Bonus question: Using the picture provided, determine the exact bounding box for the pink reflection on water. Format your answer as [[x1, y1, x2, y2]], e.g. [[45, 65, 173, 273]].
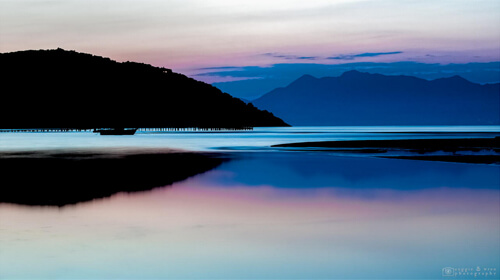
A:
[[1, 171, 499, 279]]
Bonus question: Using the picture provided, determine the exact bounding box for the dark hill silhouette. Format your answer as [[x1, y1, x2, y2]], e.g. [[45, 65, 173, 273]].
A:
[[0, 49, 288, 129], [252, 70, 500, 125]]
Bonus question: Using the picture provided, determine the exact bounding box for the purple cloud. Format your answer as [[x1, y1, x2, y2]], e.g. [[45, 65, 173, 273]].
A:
[[263, 53, 318, 60], [328, 51, 403, 60]]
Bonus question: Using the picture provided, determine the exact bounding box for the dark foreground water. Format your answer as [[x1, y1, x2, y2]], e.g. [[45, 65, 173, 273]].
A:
[[0, 127, 499, 279]]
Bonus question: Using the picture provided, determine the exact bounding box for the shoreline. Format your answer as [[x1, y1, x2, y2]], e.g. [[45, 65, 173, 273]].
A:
[[0, 148, 229, 206], [272, 137, 500, 164]]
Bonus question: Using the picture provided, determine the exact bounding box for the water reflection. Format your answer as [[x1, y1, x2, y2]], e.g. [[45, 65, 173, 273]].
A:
[[0, 149, 227, 206], [0, 152, 498, 279], [212, 152, 499, 191]]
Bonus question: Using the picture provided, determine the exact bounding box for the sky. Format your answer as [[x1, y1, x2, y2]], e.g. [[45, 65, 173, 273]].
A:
[[1, 0, 499, 98]]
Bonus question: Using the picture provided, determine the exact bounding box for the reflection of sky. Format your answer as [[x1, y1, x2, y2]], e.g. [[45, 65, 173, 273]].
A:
[[0, 152, 498, 279], [207, 152, 500, 191]]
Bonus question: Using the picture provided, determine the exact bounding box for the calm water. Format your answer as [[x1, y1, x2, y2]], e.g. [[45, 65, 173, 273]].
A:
[[1, 126, 500, 152], [1, 126, 499, 279]]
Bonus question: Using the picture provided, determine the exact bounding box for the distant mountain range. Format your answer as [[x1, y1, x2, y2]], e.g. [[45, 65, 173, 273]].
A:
[[252, 70, 499, 125], [0, 49, 288, 129]]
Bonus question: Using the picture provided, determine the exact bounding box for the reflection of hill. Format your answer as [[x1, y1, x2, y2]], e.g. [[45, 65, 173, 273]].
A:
[[0, 149, 228, 206], [0, 49, 288, 129], [253, 70, 500, 125]]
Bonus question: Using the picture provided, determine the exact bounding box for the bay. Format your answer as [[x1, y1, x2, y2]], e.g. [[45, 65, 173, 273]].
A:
[[0, 126, 499, 279]]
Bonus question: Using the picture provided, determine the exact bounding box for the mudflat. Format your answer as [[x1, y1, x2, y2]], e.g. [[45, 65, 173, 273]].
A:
[[273, 137, 500, 164]]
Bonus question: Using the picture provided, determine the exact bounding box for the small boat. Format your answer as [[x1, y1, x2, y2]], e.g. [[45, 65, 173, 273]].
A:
[[94, 128, 138, 135]]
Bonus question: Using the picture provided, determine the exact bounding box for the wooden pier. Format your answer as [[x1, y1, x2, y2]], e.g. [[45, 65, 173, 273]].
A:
[[0, 127, 254, 133], [0, 128, 93, 133], [137, 127, 253, 132]]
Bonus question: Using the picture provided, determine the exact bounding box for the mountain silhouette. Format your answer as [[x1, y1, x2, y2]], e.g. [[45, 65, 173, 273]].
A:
[[0, 49, 288, 129], [252, 70, 499, 125]]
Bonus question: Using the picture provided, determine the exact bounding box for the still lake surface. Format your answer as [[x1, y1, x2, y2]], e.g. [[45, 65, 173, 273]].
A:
[[1, 126, 499, 279]]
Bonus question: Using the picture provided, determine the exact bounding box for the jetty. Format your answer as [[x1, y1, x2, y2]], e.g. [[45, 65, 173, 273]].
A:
[[0, 127, 254, 133]]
